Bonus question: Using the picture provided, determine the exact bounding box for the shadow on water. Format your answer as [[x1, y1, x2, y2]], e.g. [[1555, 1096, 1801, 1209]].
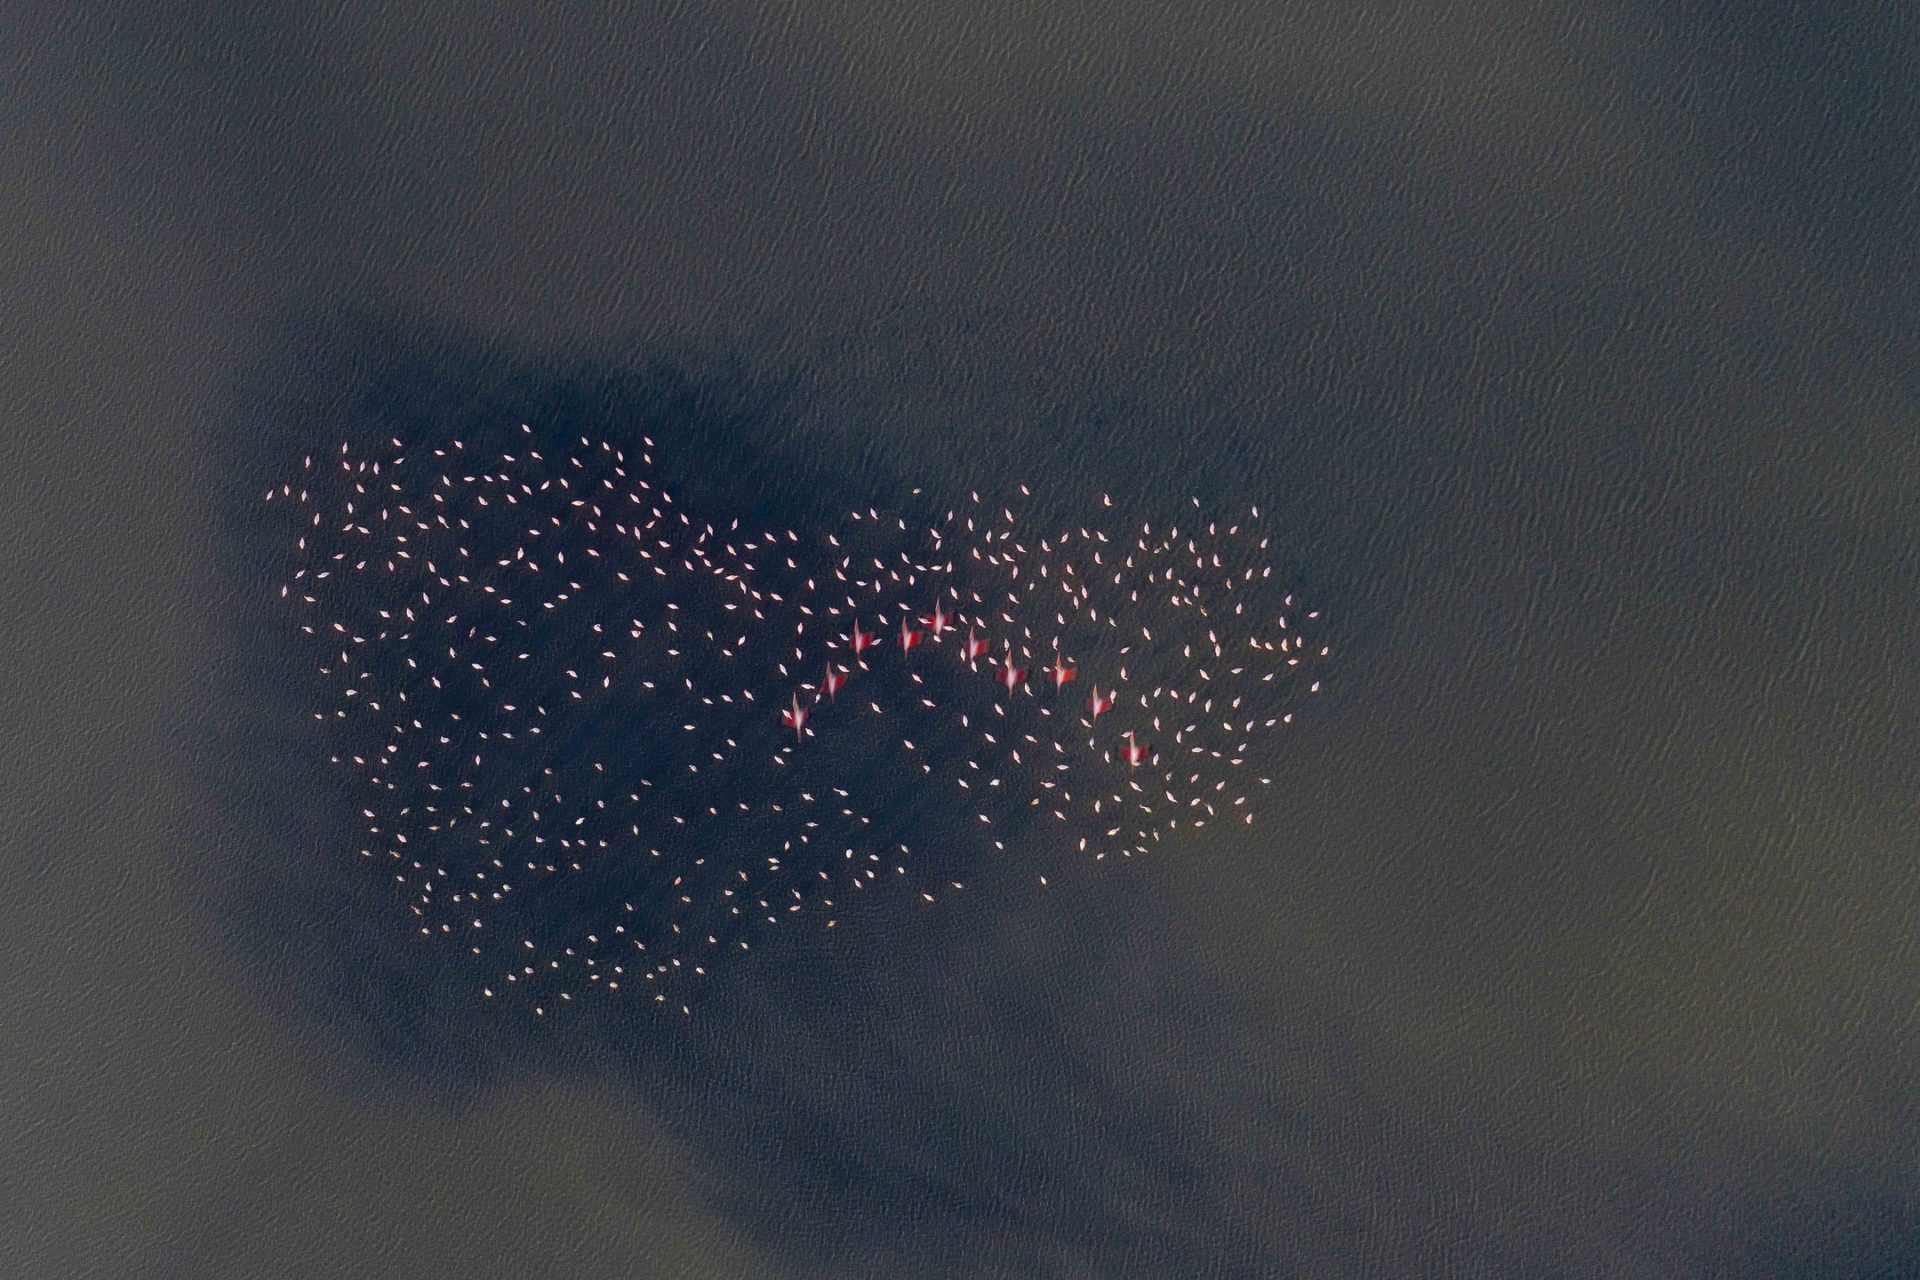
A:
[[188, 310, 1493, 1278]]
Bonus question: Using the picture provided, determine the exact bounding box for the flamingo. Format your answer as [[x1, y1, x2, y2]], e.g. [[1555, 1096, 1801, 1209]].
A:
[[780, 693, 809, 741]]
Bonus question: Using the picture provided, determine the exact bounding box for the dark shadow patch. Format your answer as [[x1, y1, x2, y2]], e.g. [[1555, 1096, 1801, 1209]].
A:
[[195, 311, 1397, 1278]]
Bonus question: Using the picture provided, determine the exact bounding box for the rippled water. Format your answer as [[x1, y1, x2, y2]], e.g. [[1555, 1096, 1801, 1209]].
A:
[[8, 2, 1918, 1276]]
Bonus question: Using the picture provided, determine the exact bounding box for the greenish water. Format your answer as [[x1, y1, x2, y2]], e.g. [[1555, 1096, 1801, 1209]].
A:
[[5, 1, 1916, 1276]]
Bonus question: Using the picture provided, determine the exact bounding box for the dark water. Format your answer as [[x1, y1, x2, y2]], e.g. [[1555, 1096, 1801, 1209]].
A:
[[6, 2, 1918, 1277]]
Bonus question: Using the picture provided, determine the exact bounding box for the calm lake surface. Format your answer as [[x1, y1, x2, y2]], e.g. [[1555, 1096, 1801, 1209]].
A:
[[5, 2, 1916, 1276]]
